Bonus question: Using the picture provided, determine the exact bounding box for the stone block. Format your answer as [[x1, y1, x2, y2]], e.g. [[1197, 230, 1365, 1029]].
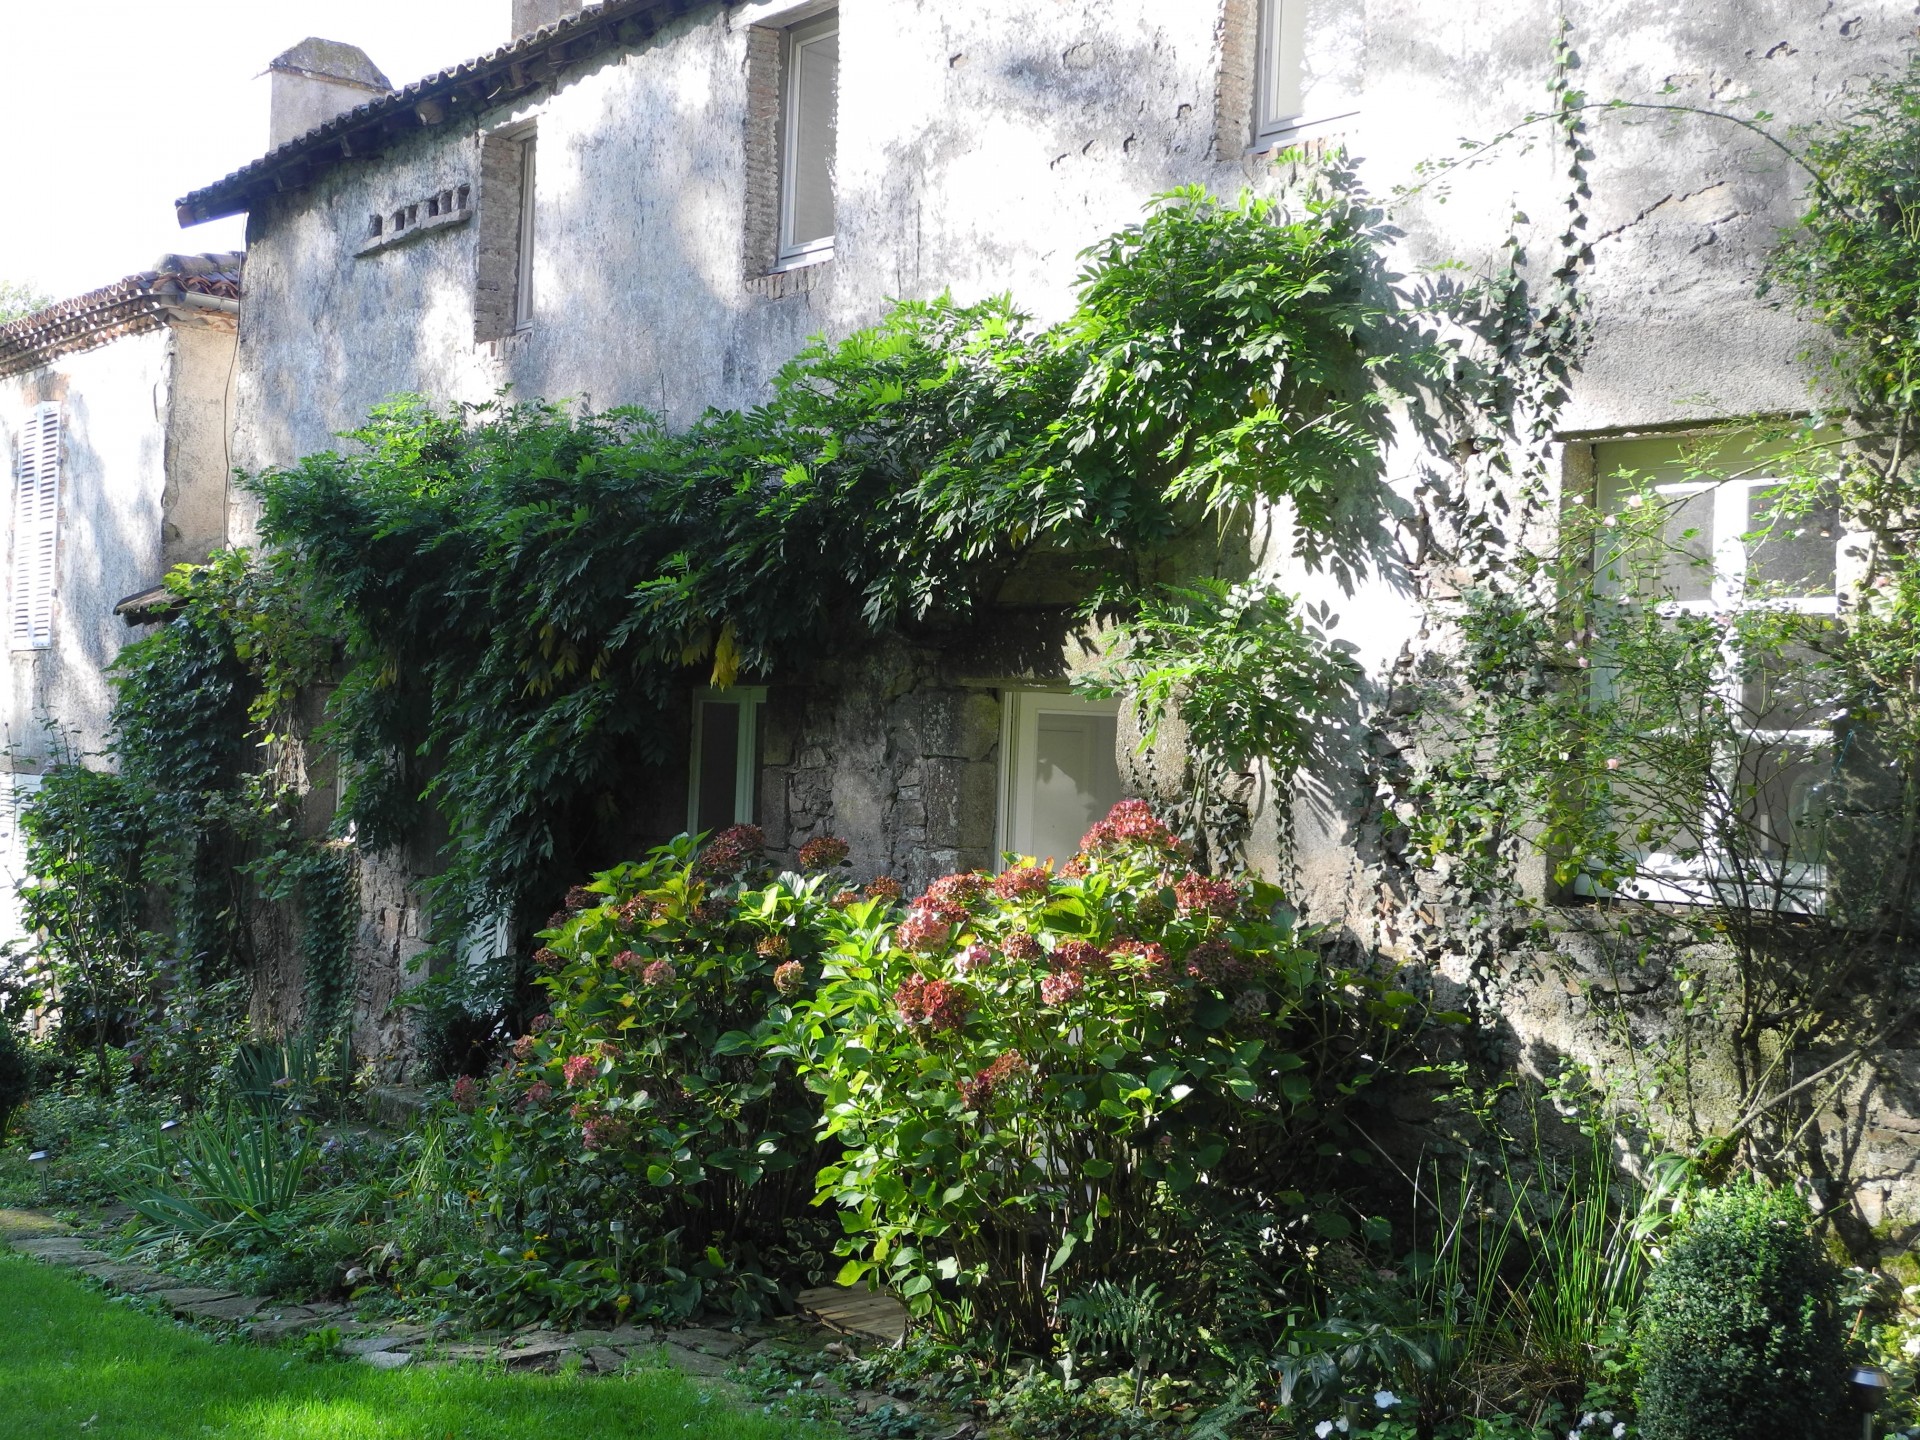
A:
[[921, 690, 1002, 762], [586, 1345, 626, 1374], [501, 1333, 577, 1370], [182, 1294, 266, 1323], [77, 1264, 173, 1293], [651, 1344, 734, 1378], [665, 1326, 746, 1357], [11, 1237, 110, 1265], [157, 1287, 243, 1315], [361, 1349, 413, 1370]]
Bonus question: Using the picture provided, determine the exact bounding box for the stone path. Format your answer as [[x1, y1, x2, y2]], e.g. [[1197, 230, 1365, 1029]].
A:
[[0, 1206, 921, 1413]]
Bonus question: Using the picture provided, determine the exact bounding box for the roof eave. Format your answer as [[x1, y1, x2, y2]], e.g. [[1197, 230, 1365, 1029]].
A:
[[176, 0, 698, 226]]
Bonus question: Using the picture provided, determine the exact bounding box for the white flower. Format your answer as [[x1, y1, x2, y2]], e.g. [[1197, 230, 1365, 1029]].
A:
[[1581, 1417, 1596, 1430], [1613, 1426, 1627, 1439], [1599, 1415, 1614, 1425], [1374, 1391, 1399, 1409], [1315, 1424, 1333, 1439], [1336, 1422, 1349, 1435]]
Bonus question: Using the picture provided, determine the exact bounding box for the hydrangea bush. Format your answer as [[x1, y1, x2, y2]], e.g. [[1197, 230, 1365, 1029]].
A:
[[449, 826, 850, 1322], [777, 800, 1426, 1345]]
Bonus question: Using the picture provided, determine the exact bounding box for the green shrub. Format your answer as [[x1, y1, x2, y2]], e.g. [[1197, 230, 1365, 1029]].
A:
[[781, 800, 1424, 1346], [0, 1024, 31, 1141], [447, 829, 848, 1324], [1636, 1181, 1852, 1440]]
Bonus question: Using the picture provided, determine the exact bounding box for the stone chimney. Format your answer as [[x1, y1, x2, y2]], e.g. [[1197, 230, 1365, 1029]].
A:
[[512, 0, 585, 41], [266, 39, 392, 150]]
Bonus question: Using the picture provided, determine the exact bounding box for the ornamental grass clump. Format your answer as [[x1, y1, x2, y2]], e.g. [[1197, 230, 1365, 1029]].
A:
[[448, 828, 856, 1323], [778, 799, 1427, 1347]]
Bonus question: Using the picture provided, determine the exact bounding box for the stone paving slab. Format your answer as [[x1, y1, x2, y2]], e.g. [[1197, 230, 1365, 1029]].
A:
[[585, 1345, 626, 1374], [667, 1326, 748, 1357], [343, 1332, 415, 1357], [182, 1294, 266, 1323], [249, 1314, 336, 1342], [76, 1263, 175, 1293], [156, 1286, 243, 1314], [10, 1236, 112, 1265], [653, 1344, 736, 1378], [0, 1208, 77, 1242], [500, 1334, 579, 1371], [361, 1349, 414, 1370]]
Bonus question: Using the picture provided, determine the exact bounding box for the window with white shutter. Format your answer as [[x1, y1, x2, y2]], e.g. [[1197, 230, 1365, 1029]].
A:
[[10, 404, 60, 651]]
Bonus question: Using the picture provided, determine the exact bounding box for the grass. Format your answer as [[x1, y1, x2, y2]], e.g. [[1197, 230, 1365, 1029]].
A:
[[0, 1251, 831, 1440]]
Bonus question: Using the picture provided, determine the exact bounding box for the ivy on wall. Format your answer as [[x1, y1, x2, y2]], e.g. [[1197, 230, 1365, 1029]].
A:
[[247, 177, 1459, 977]]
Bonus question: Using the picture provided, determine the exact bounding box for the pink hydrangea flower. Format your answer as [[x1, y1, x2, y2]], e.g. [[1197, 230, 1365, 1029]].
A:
[[772, 959, 805, 996], [451, 1075, 480, 1112], [993, 865, 1053, 901], [954, 943, 990, 975], [1080, 799, 1180, 854], [798, 835, 851, 870], [563, 1054, 596, 1087], [1040, 970, 1085, 1005], [1174, 871, 1240, 918], [959, 1051, 1032, 1110], [895, 975, 971, 1032], [641, 959, 677, 987], [1002, 930, 1042, 961]]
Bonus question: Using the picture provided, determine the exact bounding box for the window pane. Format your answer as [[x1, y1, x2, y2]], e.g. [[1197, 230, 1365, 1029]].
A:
[[1029, 711, 1121, 867], [788, 29, 838, 248], [515, 136, 536, 327], [696, 701, 741, 834], [1650, 486, 1715, 602], [1257, 0, 1305, 132], [1736, 625, 1837, 731], [1737, 739, 1832, 863], [1746, 486, 1836, 596]]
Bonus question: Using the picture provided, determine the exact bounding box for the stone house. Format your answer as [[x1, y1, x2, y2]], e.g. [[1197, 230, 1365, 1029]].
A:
[[0, 256, 242, 943], [171, 2, 1920, 1218]]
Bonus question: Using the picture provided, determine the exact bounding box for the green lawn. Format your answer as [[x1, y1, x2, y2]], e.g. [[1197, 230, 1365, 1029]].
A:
[[0, 1252, 826, 1440]]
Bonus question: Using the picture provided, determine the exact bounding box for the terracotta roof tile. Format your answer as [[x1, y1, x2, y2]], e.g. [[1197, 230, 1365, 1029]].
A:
[[0, 253, 244, 378]]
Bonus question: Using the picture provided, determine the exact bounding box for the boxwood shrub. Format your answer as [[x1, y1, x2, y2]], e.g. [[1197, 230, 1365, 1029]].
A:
[[1636, 1180, 1852, 1440]]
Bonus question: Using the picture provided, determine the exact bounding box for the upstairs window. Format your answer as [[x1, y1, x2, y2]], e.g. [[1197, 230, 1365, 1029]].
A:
[[997, 691, 1128, 868], [474, 126, 537, 341], [778, 10, 839, 265], [689, 686, 766, 836], [10, 403, 60, 651], [1254, 0, 1307, 145]]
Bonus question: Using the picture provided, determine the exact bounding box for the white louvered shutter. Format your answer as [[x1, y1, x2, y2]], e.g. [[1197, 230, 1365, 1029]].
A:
[[11, 404, 59, 649]]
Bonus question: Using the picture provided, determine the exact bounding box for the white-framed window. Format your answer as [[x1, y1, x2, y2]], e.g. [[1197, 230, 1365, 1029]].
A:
[[1253, 0, 1308, 145], [1585, 434, 1843, 910], [688, 686, 766, 836], [10, 403, 60, 651], [777, 9, 839, 266], [996, 690, 1129, 868], [513, 132, 538, 330]]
